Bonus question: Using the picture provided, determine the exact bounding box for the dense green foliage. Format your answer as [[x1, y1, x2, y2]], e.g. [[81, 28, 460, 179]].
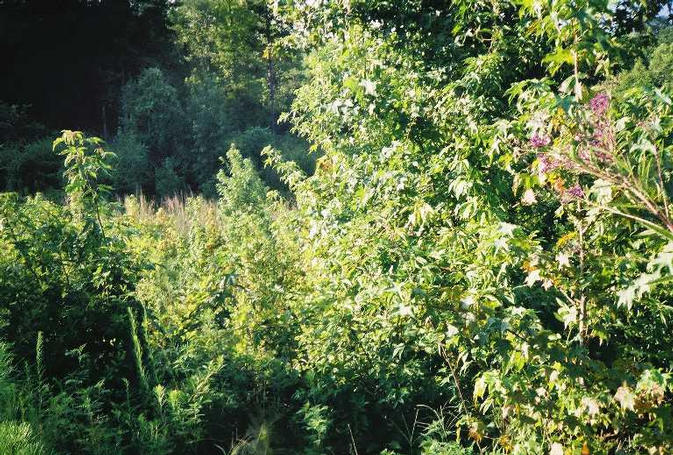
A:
[[2, 1, 673, 454]]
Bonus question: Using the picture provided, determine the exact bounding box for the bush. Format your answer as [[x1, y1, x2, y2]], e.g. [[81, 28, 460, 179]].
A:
[[229, 127, 312, 191], [110, 130, 152, 195], [0, 137, 62, 193], [155, 157, 185, 199]]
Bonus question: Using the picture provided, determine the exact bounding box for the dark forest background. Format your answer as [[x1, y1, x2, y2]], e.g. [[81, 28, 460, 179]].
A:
[[0, 0, 311, 197]]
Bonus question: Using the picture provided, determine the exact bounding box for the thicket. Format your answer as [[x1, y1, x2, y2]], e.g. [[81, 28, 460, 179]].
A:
[[1, 1, 673, 455]]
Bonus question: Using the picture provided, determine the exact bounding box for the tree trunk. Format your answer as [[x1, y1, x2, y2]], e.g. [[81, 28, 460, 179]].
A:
[[102, 104, 109, 140], [265, 10, 277, 133]]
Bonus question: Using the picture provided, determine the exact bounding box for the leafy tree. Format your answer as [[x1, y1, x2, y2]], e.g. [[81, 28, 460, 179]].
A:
[[615, 27, 673, 95], [172, 0, 304, 132], [120, 68, 188, 165], [155, 157, 186, 199], [110, 130, 152, 195]]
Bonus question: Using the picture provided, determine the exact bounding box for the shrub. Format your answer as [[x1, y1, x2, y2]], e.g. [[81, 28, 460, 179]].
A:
[[110, 130, 151, 194], [155, 157, 185, 199]]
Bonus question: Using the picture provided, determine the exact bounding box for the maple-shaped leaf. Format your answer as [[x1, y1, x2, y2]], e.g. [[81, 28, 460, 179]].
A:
[[614, 385, 635, 411]]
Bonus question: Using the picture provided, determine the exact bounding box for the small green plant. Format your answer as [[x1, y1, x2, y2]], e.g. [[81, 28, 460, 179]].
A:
[[52, 130, 115, 237]]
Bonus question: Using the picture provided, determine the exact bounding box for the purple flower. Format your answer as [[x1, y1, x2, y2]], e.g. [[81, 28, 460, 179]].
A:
[[593, 128, 604, 141], [589, 93, 609, 116], [538, 153, 565, 173], [566, 184, 585, 199], [530, 133, 551, 148], [594, 149, 613, 163], [538, 153, 554, 172]]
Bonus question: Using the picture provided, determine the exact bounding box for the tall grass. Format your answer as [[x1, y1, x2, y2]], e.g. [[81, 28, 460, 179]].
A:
[[0, 343, 50, 455], [123, 193, 220, 236]]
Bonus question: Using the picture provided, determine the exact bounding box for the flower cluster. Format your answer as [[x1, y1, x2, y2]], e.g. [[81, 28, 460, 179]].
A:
[[559, 183, 585, 203], [566, 184, 584, 199], [589, 93, 609, 116], [538, 153, 560, 173], [594, 149, 613, 164], [530, 133, 551, 148], [529, 93, 614, 207]]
